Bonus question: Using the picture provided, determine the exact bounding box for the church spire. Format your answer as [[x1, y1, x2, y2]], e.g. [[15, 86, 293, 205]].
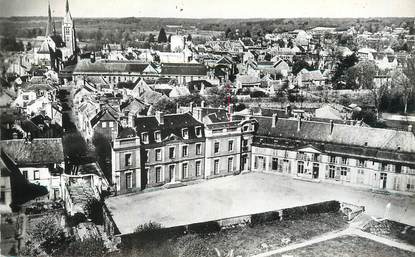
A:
[[45, 0, 53, 36], [66, 0, 70, 14]]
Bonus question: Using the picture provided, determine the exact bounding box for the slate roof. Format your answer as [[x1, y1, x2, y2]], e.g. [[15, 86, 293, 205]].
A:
[[0, 138, 64, 166], [160, 63, 207, 76], [73, 59, 149, 74], [120, 98, 148, 115], [132, 113, 204, 144], [254, 116, 415, 155], [90, 108, 118, 128], [169, 86, 190, 97], [299, 70, 325, 81], [237, 75, 261, 85], [140, 90, 165, 105]]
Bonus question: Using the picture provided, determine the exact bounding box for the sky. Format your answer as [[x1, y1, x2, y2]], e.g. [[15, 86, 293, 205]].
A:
[[0, 0, 414, 19]]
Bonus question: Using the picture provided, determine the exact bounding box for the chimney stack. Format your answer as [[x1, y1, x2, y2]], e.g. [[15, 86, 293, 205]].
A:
[[297, 118, 301, 132], [330, 120, 334, 134], [201, 100, 205, 108], [272, 113, 278, 128], [155, 111, 164, 125]]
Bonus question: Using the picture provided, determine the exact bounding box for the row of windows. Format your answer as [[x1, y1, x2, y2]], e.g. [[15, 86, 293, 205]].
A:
[[101, 121, 115, 128], [22, 170, 40, 180], [152, 161, 203, 183], [141, 127, 202, 143], [124, 144, 203, 167], [329, 156, 402, 173], [214, 140, 234, 153], [213, 157, 234, 175]]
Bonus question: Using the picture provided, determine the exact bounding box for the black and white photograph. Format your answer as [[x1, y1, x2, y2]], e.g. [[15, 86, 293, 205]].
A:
[[0, 0, 415, 256]]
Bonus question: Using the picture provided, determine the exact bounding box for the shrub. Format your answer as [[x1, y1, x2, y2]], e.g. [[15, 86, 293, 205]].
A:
[[84, 197, 104, 225], [282, 206, 307, 220], [134, 221, 163, 233], [31, 215, 70, 255], [60, 238, 107, 257], [67, 212, 87, 227], [251, 211, 280, 225], [188, 221, 221, 234]]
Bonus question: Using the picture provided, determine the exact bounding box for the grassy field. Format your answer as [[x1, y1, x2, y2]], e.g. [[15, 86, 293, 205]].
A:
[[115, 212, 348, 257], [271, 235, 414, 257]]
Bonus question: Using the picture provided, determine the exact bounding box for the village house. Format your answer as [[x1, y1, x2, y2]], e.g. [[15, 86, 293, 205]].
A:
[[192, 106, 257, 178], [0, 137, 65, 200], [111, 112, 206, 194], [88, 105, 120, 140]]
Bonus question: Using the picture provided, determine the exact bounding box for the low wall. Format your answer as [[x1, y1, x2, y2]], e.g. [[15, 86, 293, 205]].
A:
[[117, 200, 359, 247]]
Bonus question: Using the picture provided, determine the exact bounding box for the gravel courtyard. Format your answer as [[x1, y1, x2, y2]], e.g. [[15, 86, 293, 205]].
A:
[[106, 172, 415, 234]]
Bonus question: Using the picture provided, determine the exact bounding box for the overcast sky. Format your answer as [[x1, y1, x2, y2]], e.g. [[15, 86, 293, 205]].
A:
[[1, 0, 414, 18]]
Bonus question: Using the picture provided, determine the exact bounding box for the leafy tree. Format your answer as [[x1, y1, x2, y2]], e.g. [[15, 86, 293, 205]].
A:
[[62, 132, 88, 170], [292, 59, 311, 75], [225, 28, 232, 38], [148, 33, 155, 43], [332, 53, 359, 88], [84, 197, 104, 225], [187, 34, 192, 42], [287, 38, 294, 48], [157, 28, 167, 43], [244, 30, 251, 38], [345, 60, 383, 118], [175, 93, 204, 107], [153, 98, 177, 114], [61, 238, 106, 257], [277, 38, 285, 48], [92, 132, 112, 182], [95, 28, 103, 43], [0, 36, 24, 51], [206, 86, 237, 107], [26, 41, 32, 51], [30, 215, 69, 255]]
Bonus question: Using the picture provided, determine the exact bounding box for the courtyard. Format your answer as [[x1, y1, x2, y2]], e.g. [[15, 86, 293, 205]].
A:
[[106, 172, 415, 235]]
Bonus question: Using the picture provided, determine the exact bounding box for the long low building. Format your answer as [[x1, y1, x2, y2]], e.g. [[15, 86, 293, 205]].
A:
[[72, 59, 210, 86], [251, 114, 415, 193]]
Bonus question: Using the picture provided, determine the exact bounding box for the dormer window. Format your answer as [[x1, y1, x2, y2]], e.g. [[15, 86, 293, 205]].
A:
[[195, 126, 202, 137], [243, 125, 249, 132], [154, 131, 161, 142], [182, 128, 189, 139], [141, 132, 149, 143]]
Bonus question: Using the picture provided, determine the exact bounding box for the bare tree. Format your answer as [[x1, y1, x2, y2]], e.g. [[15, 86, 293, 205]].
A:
[[401, 58, 415, 114]]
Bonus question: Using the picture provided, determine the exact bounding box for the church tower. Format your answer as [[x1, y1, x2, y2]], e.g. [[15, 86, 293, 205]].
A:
[[62, 0, 76, 54]]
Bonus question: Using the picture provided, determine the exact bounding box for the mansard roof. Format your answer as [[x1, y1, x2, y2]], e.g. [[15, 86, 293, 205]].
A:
[[133, 112, 204, 144], [254, 116, 415, 153]]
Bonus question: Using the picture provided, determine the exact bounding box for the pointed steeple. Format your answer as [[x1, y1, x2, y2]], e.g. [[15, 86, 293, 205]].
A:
[[45, 0, 53, 36], [64, 0, 72, 21]]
